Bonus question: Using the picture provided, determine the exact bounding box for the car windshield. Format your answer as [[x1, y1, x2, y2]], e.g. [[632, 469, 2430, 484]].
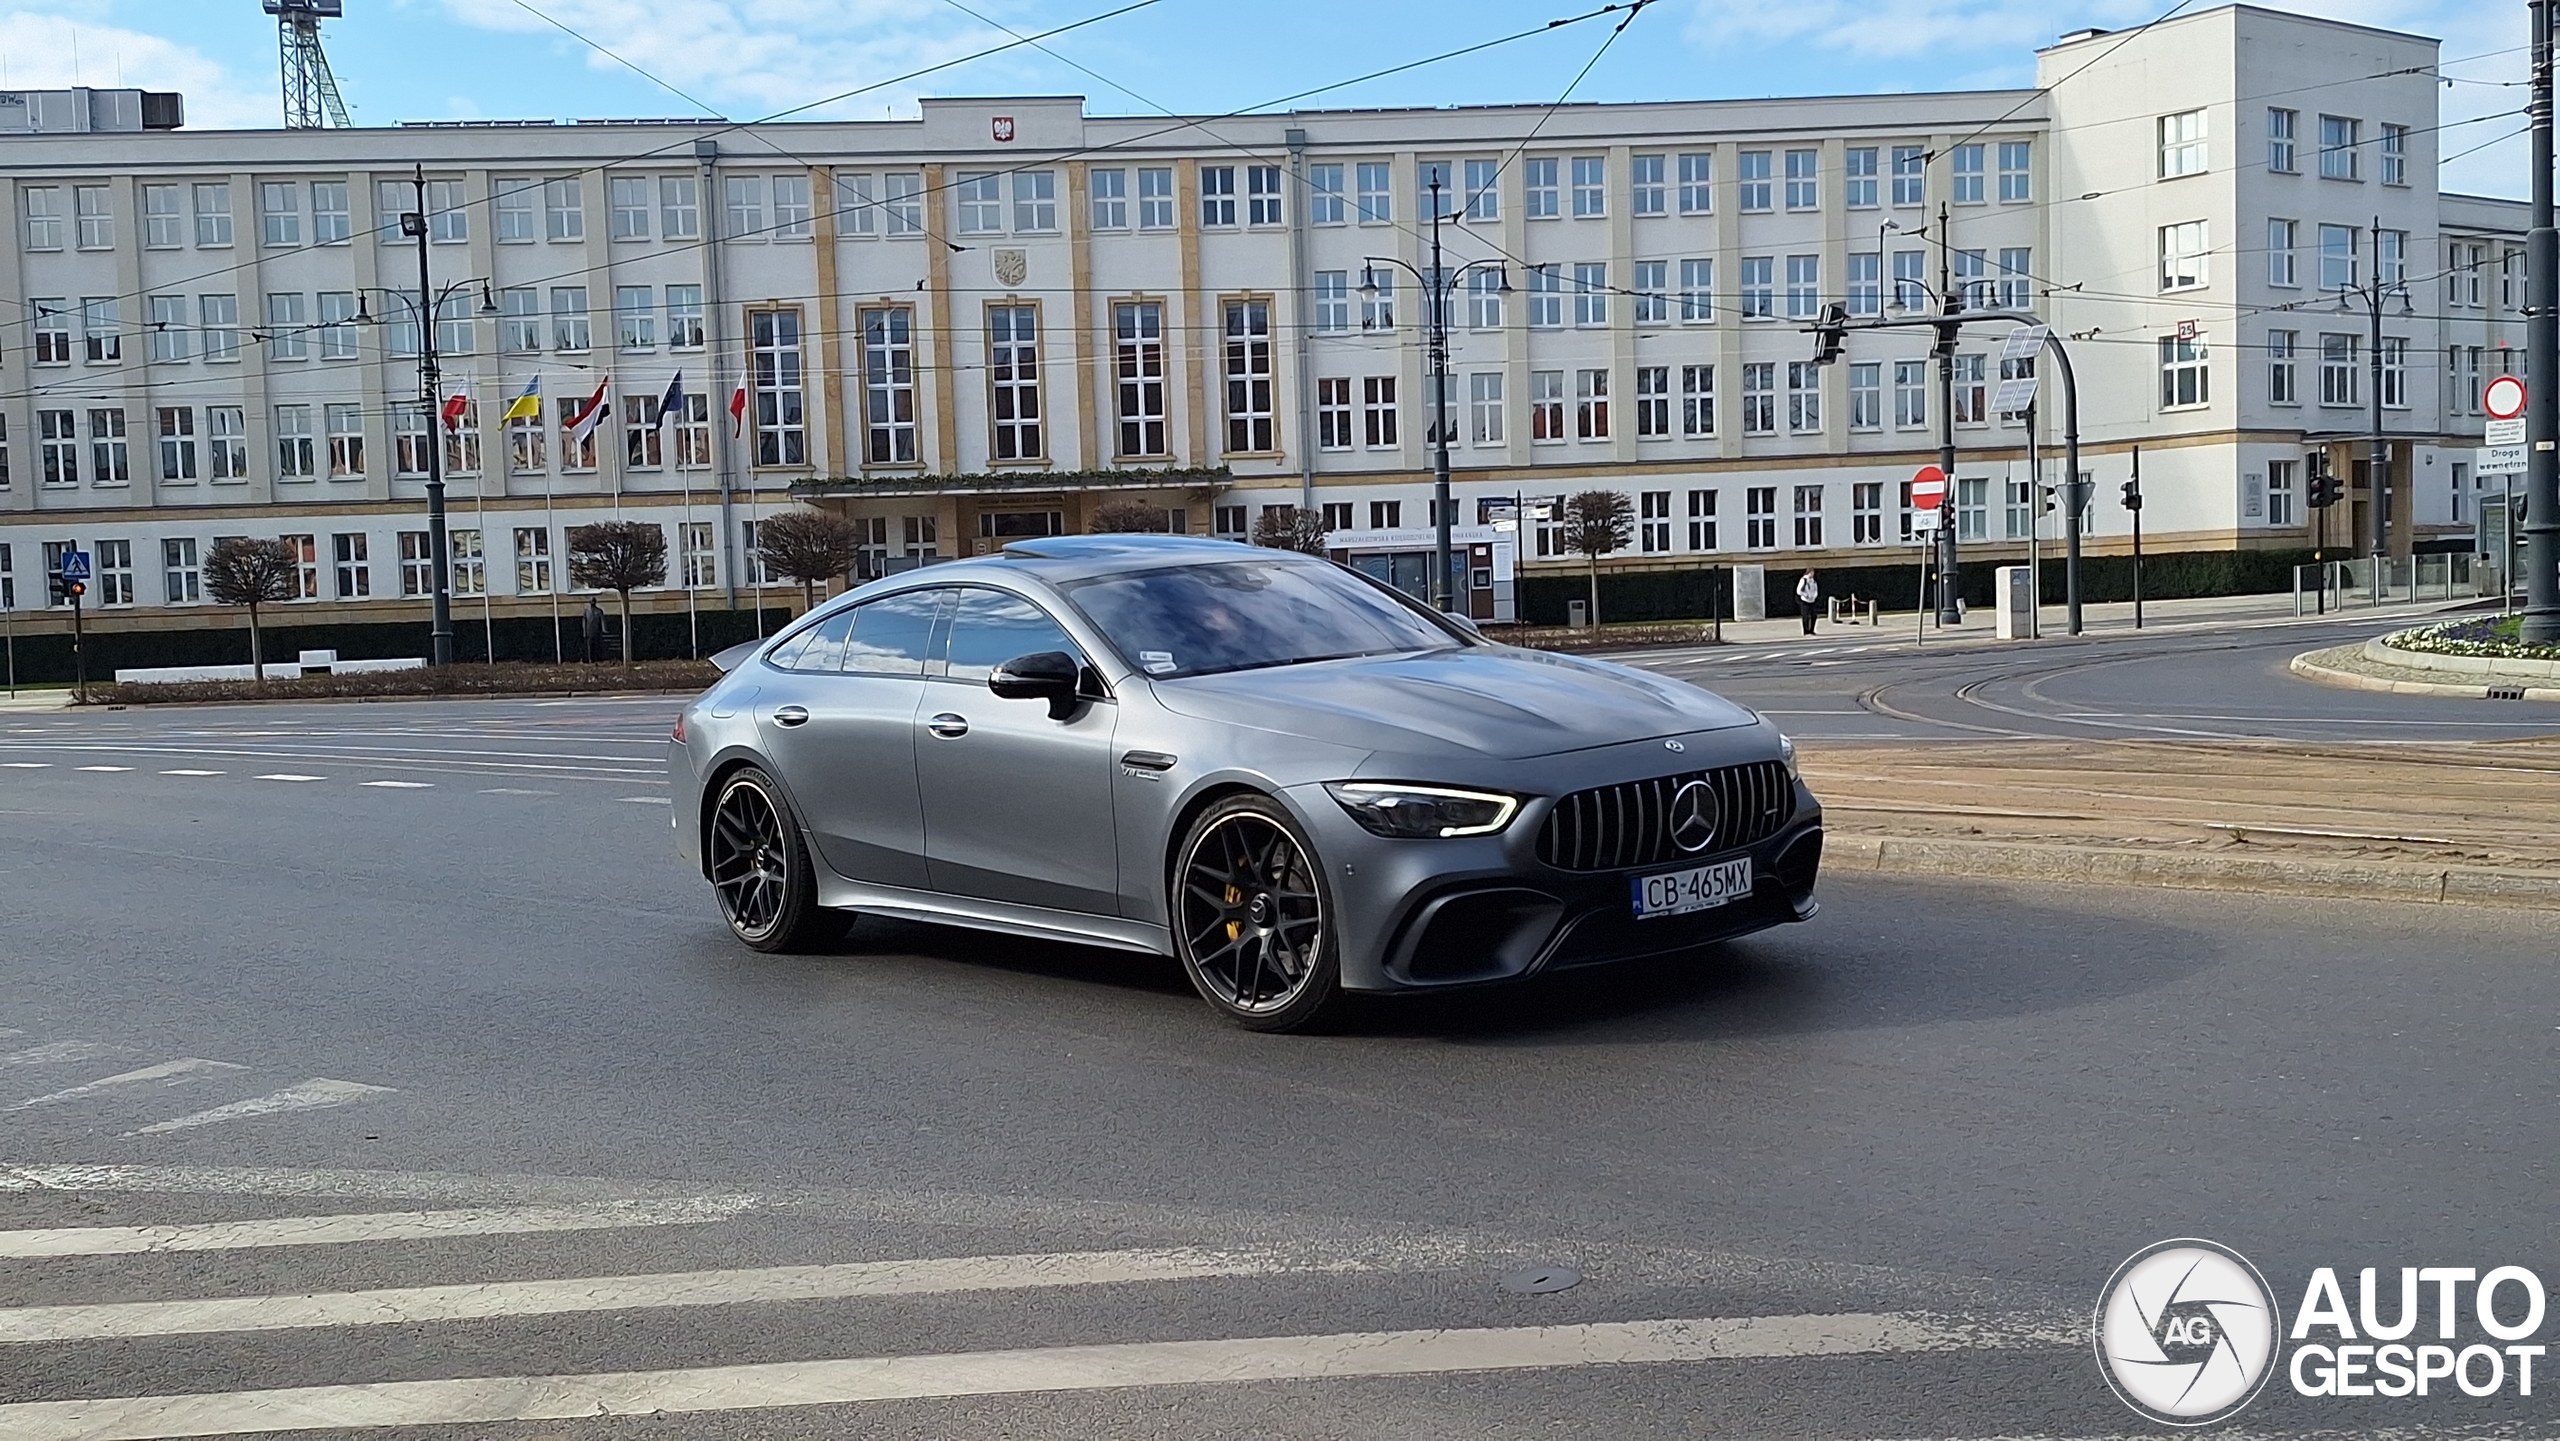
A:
[[1059, 558, 1462, 678]]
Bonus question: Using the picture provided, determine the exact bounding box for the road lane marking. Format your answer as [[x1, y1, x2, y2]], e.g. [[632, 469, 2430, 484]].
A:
[[0, 762, 50, 768], [0, 1197, 757, 1259], [74, 766, 133, 773], [0, 1312, 2062, 1437], [0, 1043, 112, 1069], [251, 774, 326, 783], [0, 1246, 1390, 1343], [357, 780, 433, 789], [478, 788, 556, 795], [124, 1079, 393, 1137], [5, 1059, 247, 1113], [156, 770, 223, 777]]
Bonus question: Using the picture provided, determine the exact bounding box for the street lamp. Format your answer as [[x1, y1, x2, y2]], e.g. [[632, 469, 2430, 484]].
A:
[[2334, 218, 2414, 602], [1882, 209, 1967, 627], [1359, 176, 1508, 612]]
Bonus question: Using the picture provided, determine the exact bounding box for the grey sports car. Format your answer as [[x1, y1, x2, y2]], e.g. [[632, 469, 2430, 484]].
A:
[[669, 534, 1822, 1031]]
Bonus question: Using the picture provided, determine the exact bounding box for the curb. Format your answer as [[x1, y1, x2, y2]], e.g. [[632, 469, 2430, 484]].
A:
[[2287, 651, 2560, 702], [1827, 833, 2560, 911]]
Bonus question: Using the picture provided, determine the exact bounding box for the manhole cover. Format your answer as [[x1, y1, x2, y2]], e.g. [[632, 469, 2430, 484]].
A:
[[1498, 1265, 1583, 1295]]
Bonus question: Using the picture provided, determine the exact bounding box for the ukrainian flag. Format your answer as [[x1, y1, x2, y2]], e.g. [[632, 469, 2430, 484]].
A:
[[501, 375, 542, 422]]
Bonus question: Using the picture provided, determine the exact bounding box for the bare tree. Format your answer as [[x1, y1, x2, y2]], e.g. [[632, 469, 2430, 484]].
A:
[[566, 521, 669, 663], [202, 538, 302, 686], [1090, 498, 1169, 533], [754, 509, 863, 611], [1561, 490, 1634, 626], [1252, 506, 1333, 556]]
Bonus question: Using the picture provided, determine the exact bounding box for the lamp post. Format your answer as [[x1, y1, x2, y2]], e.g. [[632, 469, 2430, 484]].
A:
[[1361, 177, 1507, 612], [2337, 220, 2413, 602]]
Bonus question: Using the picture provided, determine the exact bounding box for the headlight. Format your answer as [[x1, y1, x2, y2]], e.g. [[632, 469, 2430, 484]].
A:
[[1325, 782, 1521, 839], [1778, 732, 1799, 780]]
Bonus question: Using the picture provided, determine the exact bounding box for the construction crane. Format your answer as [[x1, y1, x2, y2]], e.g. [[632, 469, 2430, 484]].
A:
[[265, 0, 352, 129]]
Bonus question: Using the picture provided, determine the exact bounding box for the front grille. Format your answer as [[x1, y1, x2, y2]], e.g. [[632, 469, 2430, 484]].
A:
[[1534, 760, 1795, 872]]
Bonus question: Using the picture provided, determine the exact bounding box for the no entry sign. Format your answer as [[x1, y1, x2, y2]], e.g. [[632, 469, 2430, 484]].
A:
[[1910, 465, 1949, 512]]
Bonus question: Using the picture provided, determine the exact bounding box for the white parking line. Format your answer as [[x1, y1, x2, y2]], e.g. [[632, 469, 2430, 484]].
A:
[[0, 1197, 756, 1259], [251, 774, 326, 782], [357, 781, 433, 789]]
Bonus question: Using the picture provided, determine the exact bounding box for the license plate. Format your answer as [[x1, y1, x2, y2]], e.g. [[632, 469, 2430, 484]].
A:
[[1631, 857, 1753, 919]]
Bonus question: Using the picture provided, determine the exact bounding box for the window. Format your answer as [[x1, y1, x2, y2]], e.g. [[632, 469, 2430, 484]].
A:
[[1200, 165, 1237, 227], [1137, 167, 1175, 229], [164, 538, 201, 604], [276, 405, 315, 479], [2261, 459, 2301, 527], [194, 182, 232, 247], [2159, 110, 2207, 177], [1526, 265, 1562, 328], [22, 185, 61, 250], [1013, 169, 1059, 232], [1738, 151, 1771, 211], [2267, 329, 2298, 405], [2159, 222, 2209, 291], [1369, 500, 1403, 530], [552, 286, 590, 352], [1629, 154, 1664, 216], [722, 174, 769, 239], [1740, 256, 1773, 318], [1996, 248, 2032, 310], [1686, 490, 1717, 550], [1894, 360, 1928, 429], [325, 403, 364, 479], [1469, 373, 1504, 444], [27, 300, 65, 365], [2159, 333, 2210, 409], [86, 410, 128, 485], [144, 295, 188, 364], [2268, 108, 2297, 172], [1467, 268, 1504, 329], [1214, 505, 1248, 538], [494, 178, 536, 241], [398, 532, 435, 597], [1678, 153, 1712, 214], [1784, 149, 1818, 210], [2379, 337, 2408, 409], [2005, 477, 2035, 540], [332, 533, 370, 598], [661, 174, 700, 238], [1316, 377, 1352, 449], [39, 410, 76, 485], [1853, 482, 1884, 544], [1574, 263, 1608, 326], [1361, 376, 1398, 448], [1679, 258, 1713, 322], [666, 284, 704, 349], [1090, 168, 1127, 229], [1361, 268, 1394, 330], [674, 393, 710, 469], [1845, 148, 1878, 208], [2378, 228, 2405, 287], [1785, 254, 1819, 319], [89, 539, 132, 607], [158, 407, 198, 482], [1571, 156, 1606, 217], [266, 293, 305, 360], [856, 308, 917, 461], [616, 286, 654, 350], [1955, 249, 1989, 309], [1566, 371, 1607, 440], [1308, 164, 1343, 225], [320, 291, 360, 359], [555, 394, 598, 473], [500, 287, 540, 353], [738, 521, 769, 586], [2444, 242, 2485, 307], [1224, 301, 1274, 452], [679, 523, 714, 588], [209, 407, 246, 480], [1639, 491, 1672, 553], [311, 181, 349, 244], [144, 184, 183, 247], [1891, 145, 1925, 206], [1893, 250, 1926, 310], [515, 528, 552, 595], [620, 393, 662, 471], [260, 182, 300, 246], [883, 173, 924, 236], [2380, 124, 2407, 186], [2267, 219, 2298, 286], [1631, 260, 1668, 324], [1524, 158, 1558, 219], [1790, 485, 1824, 547], [1681, 365, 1714, 436], [1635, 366, 1670, 438], [1849, 362, 1881, 430], [1320, 503, 1354, 533], [507, 406, 545, 473], [71, 185, 111, 249], [2319, 224, 2357, 291], [1311, 270, 1350, 333], [200, 293, 242, 363], [1742, 363, 1775, 435], [1952, 354, 1988, 424], [987, 305, 1042, 461], [272, 535, 318, 599], [1787, 361, 1821, 432], [395, 402, 431, 476], [750, 309, 806, 467], [611, 175, 650, 239], [1956, 477, 1988, 542], [2319, 116, 2359, 179], [1746, 487, 1777, 548], [82, 297, 121, 363], [1998, 141, 2032, 202], [1247, 165, 1282, 226], [543, 177, 584, 240], [1114, 302, 1166, 456], [1530, 370, 1565, 442], [1950, 144, 1984, 203]]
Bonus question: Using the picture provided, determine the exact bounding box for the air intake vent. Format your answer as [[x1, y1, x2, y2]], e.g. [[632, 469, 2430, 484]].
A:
[[1535, 761, 1794, 872]]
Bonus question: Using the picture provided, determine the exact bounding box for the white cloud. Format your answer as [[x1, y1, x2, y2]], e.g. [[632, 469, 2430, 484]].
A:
[[0, 9, 272, 129]]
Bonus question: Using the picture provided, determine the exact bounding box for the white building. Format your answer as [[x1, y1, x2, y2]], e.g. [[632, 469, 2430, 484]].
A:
[[0, 4, 2522, 652]]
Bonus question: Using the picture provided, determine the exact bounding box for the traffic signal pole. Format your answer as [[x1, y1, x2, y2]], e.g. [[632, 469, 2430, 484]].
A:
[[2527, 0, 2560, 643]]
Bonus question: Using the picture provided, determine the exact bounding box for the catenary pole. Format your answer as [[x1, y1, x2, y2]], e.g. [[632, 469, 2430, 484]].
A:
[[414, 166, 454, 667], [2526, 0, 2560, 642]]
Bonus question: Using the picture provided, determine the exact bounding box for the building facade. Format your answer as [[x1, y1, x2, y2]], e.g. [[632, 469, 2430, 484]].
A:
[[0, 4, 2523, 648]]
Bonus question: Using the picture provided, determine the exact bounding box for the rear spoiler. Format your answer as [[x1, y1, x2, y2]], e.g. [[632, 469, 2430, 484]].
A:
[[708, 639, 760, 674]]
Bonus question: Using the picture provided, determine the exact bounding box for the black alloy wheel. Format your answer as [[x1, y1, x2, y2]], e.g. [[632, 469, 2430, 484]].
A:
[[1173, 794, 1341, 1032], [706, 767, 842, 953]]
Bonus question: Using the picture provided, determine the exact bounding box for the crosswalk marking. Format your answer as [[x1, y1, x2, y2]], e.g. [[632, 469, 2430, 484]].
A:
[[0, 1245, 1386, 1344], [0, 1042, 113, 1069], [5, 1058, 246, 1113], [0, 761, 50, 768], [123, 1078, 393, 1136], [0, 1311, 2060, 1440], [0, 1197, 757, 1259]]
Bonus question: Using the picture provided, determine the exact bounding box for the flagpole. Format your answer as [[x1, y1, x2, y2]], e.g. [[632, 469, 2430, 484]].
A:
[[544, 386, 563, 664], [669, 374, 699, 659]]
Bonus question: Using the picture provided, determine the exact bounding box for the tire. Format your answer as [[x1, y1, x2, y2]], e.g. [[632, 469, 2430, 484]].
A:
[[705, 766, 846, 954], [1170, 794, 1343, 1033]]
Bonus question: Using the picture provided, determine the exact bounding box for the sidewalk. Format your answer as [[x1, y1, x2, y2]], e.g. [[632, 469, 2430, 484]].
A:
[[1711, 588, 2472, 649]]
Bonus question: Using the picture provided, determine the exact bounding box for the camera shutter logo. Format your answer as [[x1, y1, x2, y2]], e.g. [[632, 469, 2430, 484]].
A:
[[2094, 1239, 2281, 1426]]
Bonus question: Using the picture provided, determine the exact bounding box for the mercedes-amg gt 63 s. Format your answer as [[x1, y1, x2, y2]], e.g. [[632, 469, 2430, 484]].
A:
[[671, 534, 1822, 1030]]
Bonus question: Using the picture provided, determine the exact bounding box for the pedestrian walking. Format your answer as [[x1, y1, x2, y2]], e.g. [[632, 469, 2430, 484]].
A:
[[582, 599, 605, 663], [1795, 569, 1821, 636]]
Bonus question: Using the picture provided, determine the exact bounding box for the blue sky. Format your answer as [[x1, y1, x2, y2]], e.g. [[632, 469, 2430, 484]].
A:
[[0, 1, 2531, 195]]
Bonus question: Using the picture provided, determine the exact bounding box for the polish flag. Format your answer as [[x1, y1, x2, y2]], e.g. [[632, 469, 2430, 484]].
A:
[[728, 385, 748, 437]]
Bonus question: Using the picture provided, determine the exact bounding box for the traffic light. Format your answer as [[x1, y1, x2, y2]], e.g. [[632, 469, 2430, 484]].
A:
[[1810, 301, 1848, 366], [2306, 453, 2342, 509], [2120, 479, 2143, 512], [2041, 485, 2056, 515]]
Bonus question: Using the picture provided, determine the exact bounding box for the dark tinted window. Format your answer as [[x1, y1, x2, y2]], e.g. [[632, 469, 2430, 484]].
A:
[[1060, 558, 1459, 678], [842, 589, 944, 676], [942, 589, 1079, 685]]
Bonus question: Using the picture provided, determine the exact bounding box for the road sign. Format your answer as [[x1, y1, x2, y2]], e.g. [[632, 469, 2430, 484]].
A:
[[2487, 417, 2527, 447], [1991, 375, 2041, 416], [2478, 444, 2529, 475], [2485, 374, 2527, 421], [2001, 325, 2049, 361], [1909, 465, 1948, 512], [56, 551, 90, 581]]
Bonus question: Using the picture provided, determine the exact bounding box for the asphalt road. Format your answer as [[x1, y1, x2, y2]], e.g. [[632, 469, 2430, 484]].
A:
[[1, 675, 2557, 1438]]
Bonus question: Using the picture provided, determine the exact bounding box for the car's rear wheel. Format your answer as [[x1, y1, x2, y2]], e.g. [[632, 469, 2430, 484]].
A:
[[707, 767, 843, 953], [1172, 795, 1341, 1032]]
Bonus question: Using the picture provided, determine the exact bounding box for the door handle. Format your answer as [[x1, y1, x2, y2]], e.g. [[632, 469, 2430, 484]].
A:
[[771, 705, 810, 728], [926, 712, 970, 739]]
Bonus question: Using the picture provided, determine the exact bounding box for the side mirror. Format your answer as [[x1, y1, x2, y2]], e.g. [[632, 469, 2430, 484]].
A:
[[989, 650, 1082, 719]]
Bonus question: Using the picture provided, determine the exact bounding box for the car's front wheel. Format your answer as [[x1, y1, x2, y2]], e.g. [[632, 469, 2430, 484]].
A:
[[706, 766, 844, 953], [1171, 794, 1341, 1032]]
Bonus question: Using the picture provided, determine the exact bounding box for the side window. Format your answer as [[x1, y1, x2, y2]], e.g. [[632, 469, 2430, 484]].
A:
[[842, 588, 945, 676], [786, 609, 857, 672], [942, 589, 1078, 685]]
